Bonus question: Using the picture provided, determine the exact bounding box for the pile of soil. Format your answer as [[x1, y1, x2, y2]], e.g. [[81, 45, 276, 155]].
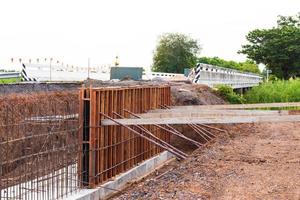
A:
[[169, 82, 227, 152], [170, 82, 226, 106]]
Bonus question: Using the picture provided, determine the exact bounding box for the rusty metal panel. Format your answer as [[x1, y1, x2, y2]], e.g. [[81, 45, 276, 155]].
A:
[[79, 85, 171, 188]]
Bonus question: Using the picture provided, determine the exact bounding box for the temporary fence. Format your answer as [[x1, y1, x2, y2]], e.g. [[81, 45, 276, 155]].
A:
[[79, 85, 171, 188], [0, 92, 79, 200]]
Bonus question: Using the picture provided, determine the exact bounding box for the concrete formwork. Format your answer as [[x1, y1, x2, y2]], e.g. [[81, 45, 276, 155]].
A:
[[79, 85, 171, 188]]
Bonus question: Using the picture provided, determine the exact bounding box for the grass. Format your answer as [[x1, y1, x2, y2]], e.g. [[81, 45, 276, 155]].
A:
[[244, 79, 300, 103], [0, 77, 21, 84], [215, 84, 245, 104], [216, 79, 300, 107]]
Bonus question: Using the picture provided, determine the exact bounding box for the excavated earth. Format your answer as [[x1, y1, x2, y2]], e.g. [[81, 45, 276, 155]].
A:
[[113, 122, 300, 200]]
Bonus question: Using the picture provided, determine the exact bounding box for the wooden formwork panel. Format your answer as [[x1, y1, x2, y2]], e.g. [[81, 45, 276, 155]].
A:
[[79, 85, 171, 188]]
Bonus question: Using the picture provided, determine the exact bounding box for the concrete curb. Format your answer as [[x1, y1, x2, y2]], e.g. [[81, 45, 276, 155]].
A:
[[66, 151, 174, 200]]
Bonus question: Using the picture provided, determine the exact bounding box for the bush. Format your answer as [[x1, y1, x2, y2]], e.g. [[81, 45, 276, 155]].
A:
[[244, 79, 300, 103], [216, 85, 245, 104], [0, 77, 21, 84]]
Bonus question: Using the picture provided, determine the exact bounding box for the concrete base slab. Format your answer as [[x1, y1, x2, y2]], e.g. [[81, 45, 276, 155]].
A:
[[66, 151, 174, 200]]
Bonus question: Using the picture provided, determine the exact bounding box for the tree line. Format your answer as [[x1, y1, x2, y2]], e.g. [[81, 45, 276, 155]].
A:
[[197, 57, 260, 74], [152, 13, 300, 79]]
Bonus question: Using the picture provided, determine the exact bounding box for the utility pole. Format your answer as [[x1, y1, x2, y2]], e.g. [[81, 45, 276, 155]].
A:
[[50, 58, 53, 81], [115, 56, 119, 66]]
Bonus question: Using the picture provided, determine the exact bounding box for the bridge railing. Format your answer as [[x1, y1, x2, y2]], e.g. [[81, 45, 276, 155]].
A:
[[143, 72, 185, 80], [191, 63, 263, 89]]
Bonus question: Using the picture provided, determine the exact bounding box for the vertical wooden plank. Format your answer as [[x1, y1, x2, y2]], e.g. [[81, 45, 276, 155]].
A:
[[121, 89, 125, 172], [140, 88, 144, 162], [116, 90, 121, 174], [89, 89, 96, 188], [124, 89, 130, 170], [95, 91, 99, 185], [100, 90, 105, 184], [114, 90, 118, 175], [104, 90, 109, 182], [112, 89, 117, 177], [108, 90, 113, 179], [134, 88, 138, 164], [78, 88, 83, 187], [167, 86, 171, 143], [147, 87, 151, 159], [138, 88, 142, 163], [129, 88, 133, 167], [158, 87, 163, 153]]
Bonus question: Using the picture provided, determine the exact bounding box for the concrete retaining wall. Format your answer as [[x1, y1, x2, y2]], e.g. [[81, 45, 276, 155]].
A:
[[66, 151, 174, 200]]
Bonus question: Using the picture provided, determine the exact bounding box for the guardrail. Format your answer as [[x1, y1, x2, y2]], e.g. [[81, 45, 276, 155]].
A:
[[143, 72, 185, 80], [192, 63, 263, 89], [0, 72, 20, 79]]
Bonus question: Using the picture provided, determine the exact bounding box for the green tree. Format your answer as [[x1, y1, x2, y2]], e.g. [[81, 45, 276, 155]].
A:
[[239, 13, 300, 79], [152, 33, 201, 73], [240, 60, 260, 74], [198, 57, 260, 74]]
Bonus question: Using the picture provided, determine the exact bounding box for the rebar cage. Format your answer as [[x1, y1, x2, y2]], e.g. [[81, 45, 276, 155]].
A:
[[0, 92, 80, 200]]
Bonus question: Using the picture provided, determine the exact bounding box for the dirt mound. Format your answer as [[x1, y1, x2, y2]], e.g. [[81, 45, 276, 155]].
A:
[[170, 82, 227, 106], [169, 82, 227, 153]]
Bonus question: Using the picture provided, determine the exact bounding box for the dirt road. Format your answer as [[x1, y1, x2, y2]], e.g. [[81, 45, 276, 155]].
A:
[[113, 122, 300, 200]]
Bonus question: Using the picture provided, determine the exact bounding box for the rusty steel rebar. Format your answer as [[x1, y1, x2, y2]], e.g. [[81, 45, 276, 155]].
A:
[[198, 123, 228, 134], [100, 112, 186, 159], [0, 91, 80, 200], [161, 104, 220, 141], [112, 112, 188, 158], [193, 124, 217, 138], [123, 109, 203, 147], [188, 124, 211, 142], [162, 104, 228, 133]]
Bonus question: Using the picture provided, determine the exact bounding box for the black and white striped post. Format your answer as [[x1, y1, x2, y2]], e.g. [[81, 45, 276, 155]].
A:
[[192, 63, 201, 83], [21, 63, 37, 82]]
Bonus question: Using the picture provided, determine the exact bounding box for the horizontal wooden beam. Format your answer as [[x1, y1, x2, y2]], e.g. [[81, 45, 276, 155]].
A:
[[101, 115, 300, 126], [138, 110, 289, 118], [149, 102, 300, 113]]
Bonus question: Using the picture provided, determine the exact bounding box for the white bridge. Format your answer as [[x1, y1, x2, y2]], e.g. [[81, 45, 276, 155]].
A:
[[190, 63, 263, 89]]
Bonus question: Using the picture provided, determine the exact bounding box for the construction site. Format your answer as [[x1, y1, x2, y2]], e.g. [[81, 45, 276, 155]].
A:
[[0, 79, 299, 200]]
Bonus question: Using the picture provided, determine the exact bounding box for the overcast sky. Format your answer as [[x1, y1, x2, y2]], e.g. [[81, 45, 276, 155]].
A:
[[0, 0, 299, 70]]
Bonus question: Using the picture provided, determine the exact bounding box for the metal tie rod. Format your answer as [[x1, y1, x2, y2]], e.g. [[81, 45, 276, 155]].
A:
[[123, 109, 203, 147], [162, 105, 219, 139], [99, 112, 186, 160], [113, 112, 188, 158]]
